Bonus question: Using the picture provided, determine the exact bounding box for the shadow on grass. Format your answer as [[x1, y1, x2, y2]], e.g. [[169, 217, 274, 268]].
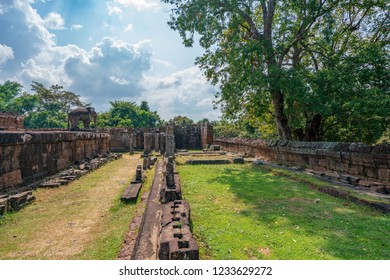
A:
[[185, 164, 389, 260]]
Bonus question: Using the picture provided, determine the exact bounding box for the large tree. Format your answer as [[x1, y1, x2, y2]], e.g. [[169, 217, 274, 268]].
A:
[[98, 100, 161, 128], [162, 0, 389, 142]]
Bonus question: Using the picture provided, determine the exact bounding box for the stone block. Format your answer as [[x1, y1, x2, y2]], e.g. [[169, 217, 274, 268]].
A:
[[9, 191, 30, 209], [233, 157, 244, 164], [121, 183, 142, 203]]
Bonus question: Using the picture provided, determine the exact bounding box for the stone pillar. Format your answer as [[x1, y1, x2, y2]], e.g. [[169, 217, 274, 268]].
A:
[[143, 157, 148, 170], [201, 123, 214, 149], [166, 156, 175, 189], [165, 125, 175, 157], [143, 133, 152, 155], [136, 132, 143, 149], [150, 132, 156, 151], [129, 133, 136, 154], [135, 165, 142, 182], [155, 132, 160, 153], [160, 133, 166, 156]]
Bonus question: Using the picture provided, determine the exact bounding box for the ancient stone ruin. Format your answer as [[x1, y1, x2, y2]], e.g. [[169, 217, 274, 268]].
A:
[[0, 112, 24, 131]]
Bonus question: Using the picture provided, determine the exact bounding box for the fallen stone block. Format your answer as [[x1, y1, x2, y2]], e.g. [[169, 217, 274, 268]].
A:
[[121, 183, 142, 203], [210, 145, 221, 151], [233, 157, 244, 164], [340, 174, 360, 185], [324, 171, 341, 179], [9, 191, 30, 209]]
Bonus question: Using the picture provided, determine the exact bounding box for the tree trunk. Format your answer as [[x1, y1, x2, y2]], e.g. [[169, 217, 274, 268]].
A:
[[303, 114, 323, 141], [272, 91, 291, 140]]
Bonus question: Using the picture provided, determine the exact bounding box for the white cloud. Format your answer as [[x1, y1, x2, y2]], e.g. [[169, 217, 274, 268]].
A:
[[0, 44, 14, 65], [110, 76, 130, 85], [141, 66, 220, 121], [107, 4, 122, 17], [114, 0, 160, 11], [123, 23, 133, 32], [43, 12, 65, 30], [64, 37, 153, 104], [71, 24, 83, 31]]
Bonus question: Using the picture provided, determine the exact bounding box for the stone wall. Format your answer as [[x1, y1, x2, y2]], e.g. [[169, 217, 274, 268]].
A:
[[214, 137, 390, 183], [0, 112, 24, 131], [174, 125, 201, 150], [99, 124, 214, 152], [0, 131, 110, 193]]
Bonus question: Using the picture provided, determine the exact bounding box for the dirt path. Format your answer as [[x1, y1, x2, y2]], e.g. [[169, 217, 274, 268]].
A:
[[0, 154, 141, 260]]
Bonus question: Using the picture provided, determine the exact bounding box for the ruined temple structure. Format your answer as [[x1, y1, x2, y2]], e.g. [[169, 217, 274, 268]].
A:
[[0, 112, 24, 131], [98, 123, 214, 153]]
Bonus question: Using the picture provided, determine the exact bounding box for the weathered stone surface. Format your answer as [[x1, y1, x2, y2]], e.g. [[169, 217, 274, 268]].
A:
[[233, 157, 244, 164], [121, 183, 142, 203], [0, 112, 24, 131], [165, 135, 175, 158], [1, 131, 110, 193], [158, 200, 199, 260], [215, 137, 390, 183]]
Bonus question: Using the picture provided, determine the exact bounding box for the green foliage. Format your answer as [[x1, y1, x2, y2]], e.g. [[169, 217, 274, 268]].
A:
[[98, 100, 161, 128], [169, 115, 195, 125], [0, 81, 88, 129], [163, 0, 389, 144]]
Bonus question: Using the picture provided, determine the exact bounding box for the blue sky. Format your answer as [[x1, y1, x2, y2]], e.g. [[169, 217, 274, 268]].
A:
[[0, 0, 220, 121]]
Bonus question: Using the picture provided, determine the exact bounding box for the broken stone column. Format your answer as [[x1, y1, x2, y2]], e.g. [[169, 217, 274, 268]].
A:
[[155, 132, 160, 153], [135, 165, 142, 182], [129, 133, 136, 154], [143, 157, 148, 170], [166, 156, 175, 189], [165, 135, 175, 158], [165, 124, 175, 157], [143, 133, 152, 156], [160, 132, 166, 156]]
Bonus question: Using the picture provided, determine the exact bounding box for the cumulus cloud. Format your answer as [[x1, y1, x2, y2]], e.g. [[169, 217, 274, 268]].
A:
[[71, 24, 83, 31], [0, 44, 14, 65], [43, 12, 66, 30], [64, 37, 153, 104], [141, 66, 220, 121], [114, 0, 160, 11]]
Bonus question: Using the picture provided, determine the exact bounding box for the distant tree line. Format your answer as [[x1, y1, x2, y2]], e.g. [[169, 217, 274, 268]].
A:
[[0, 81, 160, 129]]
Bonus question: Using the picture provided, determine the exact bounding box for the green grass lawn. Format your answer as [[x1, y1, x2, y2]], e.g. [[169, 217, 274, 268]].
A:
[[177, 163, 390, 260]]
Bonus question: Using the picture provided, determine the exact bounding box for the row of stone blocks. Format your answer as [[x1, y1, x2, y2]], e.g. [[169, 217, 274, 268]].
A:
[[121, 155, 158, 203], [0, 191, 35, 216], [40, 153, 122, 188], [157, 157, 199, 260]]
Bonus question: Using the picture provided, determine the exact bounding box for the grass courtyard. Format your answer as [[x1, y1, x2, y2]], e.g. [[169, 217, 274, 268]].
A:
[[0, 154, 388, 260], [177, 163, 390, 260]]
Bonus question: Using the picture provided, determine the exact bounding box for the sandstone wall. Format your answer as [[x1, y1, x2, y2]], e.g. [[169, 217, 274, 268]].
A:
[[0, 131, 110, 193], [214, 137, 390, 182], [0, 112, 24, 131], [99, 124, 214, 152]]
